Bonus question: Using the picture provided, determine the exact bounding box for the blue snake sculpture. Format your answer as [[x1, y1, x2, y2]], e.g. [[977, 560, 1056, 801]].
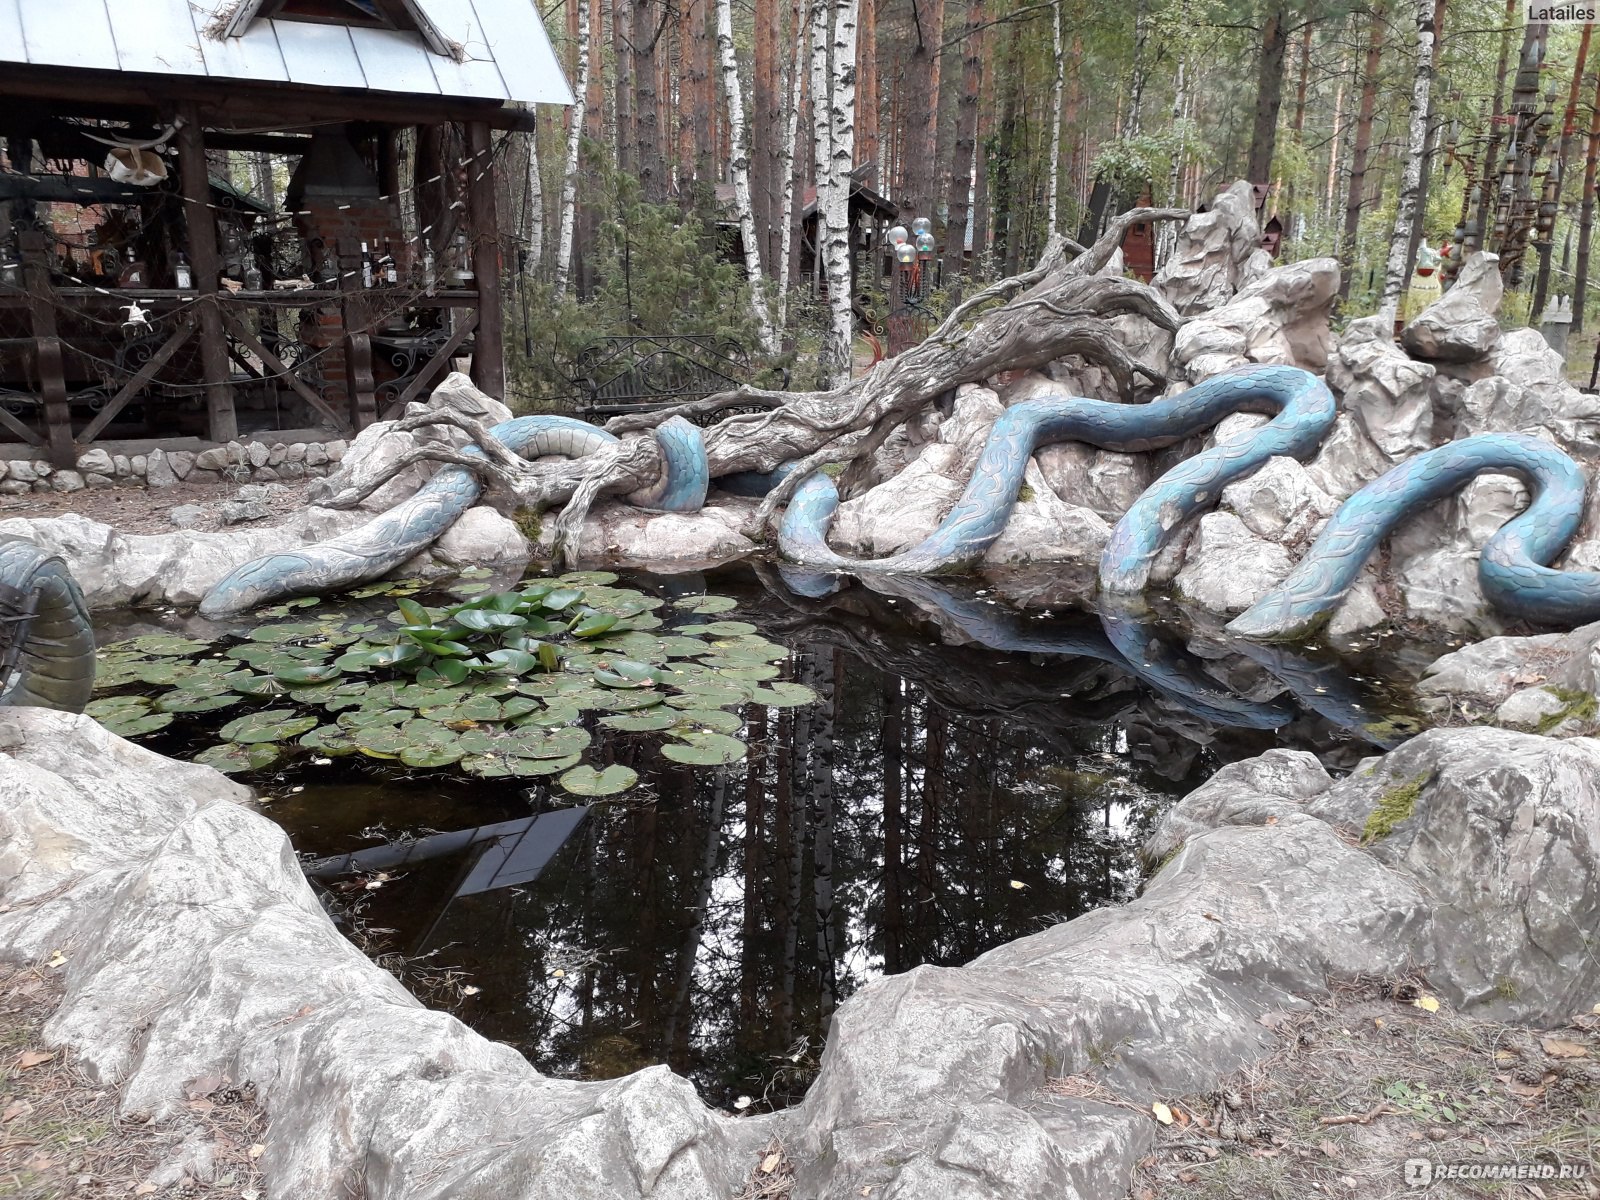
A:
[[0, 539, 96, 712], [160, 362, 1599, 640]]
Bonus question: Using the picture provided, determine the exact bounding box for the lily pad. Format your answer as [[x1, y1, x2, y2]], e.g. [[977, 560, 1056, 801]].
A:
[[671, 594, 738, 614], [299, 725, 358, 755], [559, 764, 638, 796], [748, 682, 819, 707], [661, 731, 747, 765], [220, 709, 320, 744], [600, 710, 680, 732], [461, 751, 583, 778], [129, 634, 214, 657], [194, 742, 282, 773], [672, 708, 744, 734], [156, 691, 240, 715], [101, 710, 175, 737]]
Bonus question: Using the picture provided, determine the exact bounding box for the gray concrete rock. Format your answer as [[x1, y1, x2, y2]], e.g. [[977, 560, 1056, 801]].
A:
[[194, 447, 231, 471], [0, 480, 27, 496], [168, 504, 206, 529], [1172, 257, 1340, 380], [253, 466, 281, 481], [84, 473, 115, 489], [1154, 180, 1262, 317], [112, 454, 131, 478], [1142, 748, 1333, 865], [1305, 727, 1600, 1022], [306, 420, 435, 512], [1449, 328, 1600, 457], [431, 505, 531, 566], [75, 448, 114, 476], [1393, 546, 1504, 638], [167, 450, 195, 480], [268, 443, 287, 466], [1327, 316, 1436, 461], [145, 448, 177, 488], [1304, 413, 1393, 500], [50, 470, 85, 493], [1494, 685, 1574, 730], [0, 508, 370, 610], [1173, 511, 1294, 613], [1034, 443, 1153, 521], [1417, 618, 1600, 711], [1400, 252, 1503, 362], [325, 439, 347, 461], [247, 441, 270, 468], [1218, 455, 1336, 542], [237, 483, 289, 502], [305, 442, 328, 467], [533, 499, 758, 567], [286, 442, 307, 462], [217, 500, 271, 524], [429, 370, 516, 426], [9, 459, 39, 483]]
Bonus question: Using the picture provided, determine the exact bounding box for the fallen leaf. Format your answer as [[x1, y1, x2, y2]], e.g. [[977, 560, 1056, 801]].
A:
[[363, 879, 384, 890], [733, 1096, 753, 1111], [1319, 1139, 1339, 1158], [3, 1099, 32, 1122], [184, 1073, 224, 1100], [46, 951, 66, 968], [248, 1143, 266, 1159], [1413, 995, 1440, 1013], [1178, 1171, 1198, 1184], [1173, 1106, 1190, 1127], [461, 985, 481, 996], [760, 1151, 781, 1173], [1541, 1036, 1589, 1059], [1501, 1075, 1546, 1099], [1374, 1017, 1386, 1030], [1009, 880, 1028, 890], [134, 1184, 156, 1196], [1264, 815, 1279, 825], [552, 969, 566, 979], [1152, 1101, 1175, 1125], [18, 1049, 55, 1069]]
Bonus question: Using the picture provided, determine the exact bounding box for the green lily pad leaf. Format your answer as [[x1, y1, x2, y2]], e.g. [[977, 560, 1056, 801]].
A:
[[416, 658, 470, 686], [570, 612, 619, 638], [348, 581, 398, 598], [195, 742, 282, 773], [230, 673, 290, 697], [101, 710, 175, 737], [601, 710, 680, 732], [288, 681, 368, 709], [130, 661, 185, 687], [673, 708, 744, 734], [396, 597, 430, 626], [129, 634, 214, 657], [87, 696, 150, 719], [541, 587, 586, 611], [247, 622, 335, 644], [595, 691, 665, 712], [500, 696, 542, 720], [337, 706, 410, 730], [507, 725, 591, 758], [512, 703, 582, 728], [672, 594, 738, 614], [560, 764, 637, 796], [452, 609, 527, 633], [353, 726, 411, 756], [336, 643, 425, 671], [221, 709, 320, 744], [748, 682, 819, 707], [419, 694, 503, 723], [299, 725, 358, 755], [660, 636, 712, 658], [156, 690, 240, 714], [701, 661, 783, 681], [459, 566, 494, 579], [273, 663, 344, 686], [558, 571, 620, 586], [661, 731, 747, 765], [667, 686, 748, 710], [485, 648, 539, 675], [461, 751, 582, 778], [695, 620, 760, 637], [92, 662, 147, 689], [390, 684, 455, 709], [400, 742, 466, 768]]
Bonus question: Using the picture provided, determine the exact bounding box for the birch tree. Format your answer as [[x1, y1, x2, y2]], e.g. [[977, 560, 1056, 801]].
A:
[[555, 0, 591, 292], [716, 0, 780, 352], [1044, 0, 1064, 234], [521, 108, 544, 275], [820, 0, 861, 384], [1379, 0, 1437, 324], [775, 3, 810, 330]]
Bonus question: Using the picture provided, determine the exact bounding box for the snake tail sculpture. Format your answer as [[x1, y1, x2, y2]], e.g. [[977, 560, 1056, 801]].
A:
[[200, 415, 708, 618], [780, 364, 1337, 578], [1227, 432, 1600, 640], [0, 539, 96, 712]]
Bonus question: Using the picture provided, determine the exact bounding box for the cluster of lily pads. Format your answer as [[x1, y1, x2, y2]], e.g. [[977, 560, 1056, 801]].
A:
[[88, 571, 815, 797]]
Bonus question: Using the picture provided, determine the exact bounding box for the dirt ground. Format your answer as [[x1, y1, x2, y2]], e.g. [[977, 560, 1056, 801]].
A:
[[0, 478, 317, 536], [1114, 976, 1598, 1200], [0, 963, 266, 1199]]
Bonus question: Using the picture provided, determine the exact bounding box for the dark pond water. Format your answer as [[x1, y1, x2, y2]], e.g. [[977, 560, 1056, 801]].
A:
[[93, 563, 1439, 1111]]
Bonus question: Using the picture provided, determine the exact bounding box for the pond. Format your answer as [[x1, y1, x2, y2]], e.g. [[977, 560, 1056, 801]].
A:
[[89, 563, 1436, 1112]]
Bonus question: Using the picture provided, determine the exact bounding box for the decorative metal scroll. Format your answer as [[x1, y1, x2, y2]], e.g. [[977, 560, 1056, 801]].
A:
[[568, 335, 753, 420]]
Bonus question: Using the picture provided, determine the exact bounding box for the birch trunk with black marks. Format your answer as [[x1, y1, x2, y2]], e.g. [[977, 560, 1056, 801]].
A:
[[1379, 0, 1437, 325], [776, 3, 810, 331], [1044, 0, 1064, 234], [820, 0, 860, 385], [717, 0, 780, 354], [555, 0, 591, 293], [521, 109, 544, 275]]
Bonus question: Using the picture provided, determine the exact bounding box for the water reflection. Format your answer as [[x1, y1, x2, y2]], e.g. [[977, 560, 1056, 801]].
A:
[[227, 565, 1429, 1111]]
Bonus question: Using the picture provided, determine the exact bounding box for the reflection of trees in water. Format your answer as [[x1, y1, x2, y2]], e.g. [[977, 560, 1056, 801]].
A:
[[439, 630, 1182, 1110]]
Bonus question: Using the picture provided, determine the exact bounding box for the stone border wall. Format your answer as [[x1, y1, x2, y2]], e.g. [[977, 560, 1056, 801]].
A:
[[0, 439, 349, 496]]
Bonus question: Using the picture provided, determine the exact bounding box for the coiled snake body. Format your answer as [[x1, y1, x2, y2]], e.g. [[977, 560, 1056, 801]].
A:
[[0, 539, 95, 712], [190, 364, 1600, 640]]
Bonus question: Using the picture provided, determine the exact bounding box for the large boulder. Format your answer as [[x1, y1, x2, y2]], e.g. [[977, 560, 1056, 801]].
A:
[[1325, 316, 1437, 461], [1417, 618, 1600, 714], [1154, 181, 1262, 317], [1171, 256, 1340, 380], [430, 505, 531, 566], [534, 499, 759, 566], [1218, 454, 1337, 543], [1305, 728, 1600, 1022], [1172, 510, 1294, 614], [1400, 251, 1503, 363], [1141, 748, 1333, 865], [1450, 328, 1600, 457]]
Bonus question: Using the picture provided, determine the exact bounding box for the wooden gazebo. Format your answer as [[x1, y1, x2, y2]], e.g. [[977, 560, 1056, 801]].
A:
[[0, 0, 571, 468]]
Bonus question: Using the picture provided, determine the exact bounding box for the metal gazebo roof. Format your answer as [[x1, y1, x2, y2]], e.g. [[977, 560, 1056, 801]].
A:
[[0, 0, 573, 107]]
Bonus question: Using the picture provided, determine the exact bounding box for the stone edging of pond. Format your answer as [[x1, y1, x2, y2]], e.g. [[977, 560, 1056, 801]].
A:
[[1, 707, 1594, 1198]]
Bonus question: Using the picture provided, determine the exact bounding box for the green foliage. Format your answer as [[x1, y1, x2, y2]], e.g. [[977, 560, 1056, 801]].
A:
[[1362, 773, 1428, 843], [508, 150, 788, 410], [90, 576, 819, 797]]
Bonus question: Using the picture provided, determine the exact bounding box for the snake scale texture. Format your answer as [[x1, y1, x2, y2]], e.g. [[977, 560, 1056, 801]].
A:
[[0, 539, 95, 712]]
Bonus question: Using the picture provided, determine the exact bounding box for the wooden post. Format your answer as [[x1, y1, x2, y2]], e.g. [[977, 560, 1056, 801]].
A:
[[19, 232, 73, 467], [465, 121, 505, 399], [339, 238, 378, 429], [176, 105, 237, 443]]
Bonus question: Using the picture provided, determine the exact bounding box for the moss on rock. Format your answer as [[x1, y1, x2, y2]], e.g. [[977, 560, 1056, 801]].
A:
[[1362, 773, 1428, 844]]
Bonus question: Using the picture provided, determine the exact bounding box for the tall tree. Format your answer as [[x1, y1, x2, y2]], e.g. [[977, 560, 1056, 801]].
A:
[[717, 0, 781, 351], [1044, 0, 1064, 234], [556, 0, 592, 292], [1574, 67, 1600, 333], [776, 0, 810, 329], [1245, 4, 1291, 184], [635, 0, 667, 200], [614, 0, 634, 174], [903, 0, 946, 216], [1534, 20, 1593, 317], [1379, 0, 1438, 323], [522, 112, 545, 275], [1339, 4, 1384, 300], [819, 0, 861, 383]]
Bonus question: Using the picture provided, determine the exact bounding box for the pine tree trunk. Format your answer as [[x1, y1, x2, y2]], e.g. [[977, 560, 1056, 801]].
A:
[[903, 0, 945, 217], [777, 0, 810, 330], [1379, 0, 1438, 324], [858, 0, 879, 174], [1324, 70, 1344, 223], [821, 0, 860, 385], [614, 0, 634, 174], [943, 0, 984, 280], [1573, 68, 1600, 334], [717, 0, 780, 352], [1281, 20, 1311, 227], [556, 0, 592, 293], [1534, 20, 1593, 317], [635, 0, 665, 201], [1339, 4, 1384, 300], [1245, 4, 1289, 185], [1044, 0, 1064, 234]]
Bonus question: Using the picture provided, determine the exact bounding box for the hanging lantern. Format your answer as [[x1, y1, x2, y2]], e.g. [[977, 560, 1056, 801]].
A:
[[915, 231, 936, 255], [894, 242, 917, 265], [911, 216, 933, 237], [888, 225, 910, 245]]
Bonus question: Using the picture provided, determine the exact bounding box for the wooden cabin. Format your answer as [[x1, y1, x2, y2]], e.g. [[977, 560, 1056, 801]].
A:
[[0, 0, 570, 469]]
